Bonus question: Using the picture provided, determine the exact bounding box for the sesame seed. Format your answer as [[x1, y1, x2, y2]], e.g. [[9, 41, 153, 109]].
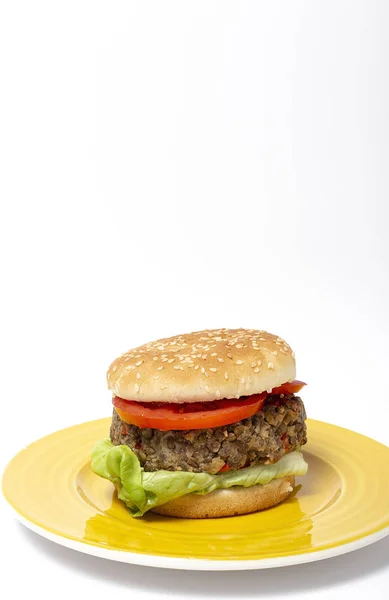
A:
[[259, 337, 266, 341], [284, 346, 289, 352], [135, 360, 143, 367], [194, 365, 200, 370], [217, 357, 224, 363], [153, 375, 160, 380], [201, 355, 207, 360], [267, 361, 274, 369], [224, 373, 229, 380], [158, 346, 165, 350], [227, 353, 233, 359], [272, 351, 278, 356], [251, 361, 257, 367], [211, 352, 218, 357], [127, 365, 135, 370], [157, 366, 164, 371], [215, 389, 221, 398], [253, 367, 260, 373], [152, 356, 158, 361], [236, 360, 243, 365], [209, 367, 217, 373], [135, 384, 140, 392], [236, 343, 243, 349], [241, 377, 246, 384], [168, 358, 175, 363], [136, 372, 140, 380]]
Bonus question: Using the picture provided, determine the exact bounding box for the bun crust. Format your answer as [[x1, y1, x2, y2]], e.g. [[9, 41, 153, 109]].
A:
[[107, 328, 296, 403], [151, 476, 295, 518]]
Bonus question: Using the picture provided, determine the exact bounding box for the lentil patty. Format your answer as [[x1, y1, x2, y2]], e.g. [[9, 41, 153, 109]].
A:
[[110, 395, 307, 474]]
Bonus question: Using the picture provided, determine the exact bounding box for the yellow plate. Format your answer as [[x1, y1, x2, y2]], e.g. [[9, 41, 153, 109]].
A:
[[2, 418, 389, 570]]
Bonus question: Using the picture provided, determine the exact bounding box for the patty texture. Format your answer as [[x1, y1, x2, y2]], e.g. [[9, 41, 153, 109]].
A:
[[110, 395, 307, 474]]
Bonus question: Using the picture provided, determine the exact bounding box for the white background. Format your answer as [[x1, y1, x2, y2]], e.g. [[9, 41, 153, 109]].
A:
[[1, 1, 389, 598]]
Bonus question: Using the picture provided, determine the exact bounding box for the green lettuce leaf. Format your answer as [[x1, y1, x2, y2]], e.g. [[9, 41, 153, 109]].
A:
[[91, 439, 308, 517]]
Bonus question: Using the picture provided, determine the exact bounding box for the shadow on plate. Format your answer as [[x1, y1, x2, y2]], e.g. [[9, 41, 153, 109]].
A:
[[18, 524, 389, 596]]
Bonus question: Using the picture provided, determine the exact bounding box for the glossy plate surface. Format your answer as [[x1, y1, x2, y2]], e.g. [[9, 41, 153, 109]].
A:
[[3, 418, 389, 570]]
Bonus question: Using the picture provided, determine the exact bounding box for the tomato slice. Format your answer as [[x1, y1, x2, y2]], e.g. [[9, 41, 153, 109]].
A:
[[113, 393, 267, 431], [271, 380, 306, 395]]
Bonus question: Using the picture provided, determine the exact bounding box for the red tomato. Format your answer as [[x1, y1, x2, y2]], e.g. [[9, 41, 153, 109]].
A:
[[219, 463, 232, 473], [113, 393, 267, 431], [271, 380, 306, 395]]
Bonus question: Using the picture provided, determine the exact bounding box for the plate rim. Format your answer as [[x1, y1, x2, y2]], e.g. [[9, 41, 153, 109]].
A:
[[6, 502, 389, 571]]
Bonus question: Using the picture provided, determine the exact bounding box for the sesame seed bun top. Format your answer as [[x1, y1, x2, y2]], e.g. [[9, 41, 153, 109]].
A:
[[107, 328, 296, 403]]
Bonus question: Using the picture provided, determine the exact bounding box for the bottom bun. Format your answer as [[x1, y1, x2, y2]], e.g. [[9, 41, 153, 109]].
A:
[[151, 475, 295, 519]]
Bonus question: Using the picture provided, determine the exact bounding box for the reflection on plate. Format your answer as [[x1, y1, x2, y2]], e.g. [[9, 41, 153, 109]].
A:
[[2, 418, 389, 570]]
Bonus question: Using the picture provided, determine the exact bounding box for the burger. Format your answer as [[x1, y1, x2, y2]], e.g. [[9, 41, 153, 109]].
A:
[[91, 328, 308, 518]]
